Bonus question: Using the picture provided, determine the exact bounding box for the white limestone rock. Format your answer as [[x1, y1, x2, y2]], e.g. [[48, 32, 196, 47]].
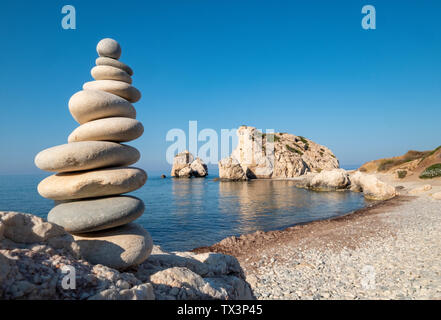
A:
[[350, 171, 396, 200], [308, 169, 351, 191], [219, 126, 339, 180], [170, 150, 194, 177], [218, 157, 247, 181], [190, 158, 208, 177]]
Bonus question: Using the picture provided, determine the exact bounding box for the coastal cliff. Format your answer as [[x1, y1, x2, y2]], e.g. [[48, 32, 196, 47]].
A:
[[219, 126, 339, 180], [359, 146, 441, 180]]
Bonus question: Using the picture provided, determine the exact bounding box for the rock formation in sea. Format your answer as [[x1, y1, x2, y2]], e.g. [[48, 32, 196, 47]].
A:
[[0, 211, 252, 300], [171, 150, 208, 178], [34, 38, 152, 270], [219, 125, 339, 180]]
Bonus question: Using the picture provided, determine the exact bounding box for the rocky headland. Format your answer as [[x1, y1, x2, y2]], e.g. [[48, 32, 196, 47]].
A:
[[217, 125, 398, 201], [218, 125, 339, 180], [359, 145, 441, 181]]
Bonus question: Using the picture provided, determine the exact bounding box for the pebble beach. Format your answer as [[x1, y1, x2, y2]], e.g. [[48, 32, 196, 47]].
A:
[[196, 177, 441, 300]]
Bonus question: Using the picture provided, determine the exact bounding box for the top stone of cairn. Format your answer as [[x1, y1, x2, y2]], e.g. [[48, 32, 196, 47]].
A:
[[97, 38, 121, 60]]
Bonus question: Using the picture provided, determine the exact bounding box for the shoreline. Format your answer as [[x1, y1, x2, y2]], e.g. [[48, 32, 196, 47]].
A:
[[193, 174, 441, 299], [192, 195, 406, 257]]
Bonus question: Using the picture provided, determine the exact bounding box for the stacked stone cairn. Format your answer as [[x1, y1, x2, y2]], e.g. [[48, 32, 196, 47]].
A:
[[34, 38, 153, 270]]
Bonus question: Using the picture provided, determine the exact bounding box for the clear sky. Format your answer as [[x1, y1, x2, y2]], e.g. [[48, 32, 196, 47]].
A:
[[0, 0, 440, 174]]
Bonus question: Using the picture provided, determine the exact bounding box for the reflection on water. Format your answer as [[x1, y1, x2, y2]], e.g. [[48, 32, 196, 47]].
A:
[[0, 175, 367, 252], [218, 180, 365, 235], [136, 178, 366, 251]]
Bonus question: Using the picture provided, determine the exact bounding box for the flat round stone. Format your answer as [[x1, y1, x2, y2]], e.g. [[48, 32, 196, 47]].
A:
[[38, 167, 147, 200], [73, 223, 153, 270], [69, 90, 136, 124], [34, 141, 140, 173], [48, 196, 145, 233], [83, 80, 141, 103], [97, 38, 121, 59], [68, 117, 144, 143], [96, 57, 133, 76], [91, 65, 132, 84]]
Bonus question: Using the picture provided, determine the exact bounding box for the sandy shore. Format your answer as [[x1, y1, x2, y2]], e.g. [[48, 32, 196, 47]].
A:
[[195, 175, 441, 299]]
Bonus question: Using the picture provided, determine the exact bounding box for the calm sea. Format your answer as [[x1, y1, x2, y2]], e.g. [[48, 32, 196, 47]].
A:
[[0, 173, 367, 251]]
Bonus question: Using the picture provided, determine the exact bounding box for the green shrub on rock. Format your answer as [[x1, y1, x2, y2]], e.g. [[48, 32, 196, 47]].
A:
[[397, 170, 407, 179], [419, 163, 441, 179]]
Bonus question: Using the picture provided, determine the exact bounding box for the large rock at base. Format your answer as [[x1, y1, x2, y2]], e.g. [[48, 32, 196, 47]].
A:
[[89, 283, 155, 300], [171, 151, 194, 177], [67, 117, 144, 143], [308, 169, 350, 191], [0, 212, 147, 300], [1, 212, 251, 300], [0, 211, 66, 243], [136, 246, 253, 300], [69, 90, 136, 124], [83, 80, 141, 103], [34, 141, 140, 173], [350, 171, 396, 200], [73, 223, 153, 270], [189, 158, 208, 177], [218, 157, 247, 181], [48, 196, 145, 233], [38, 167, 147, 200]]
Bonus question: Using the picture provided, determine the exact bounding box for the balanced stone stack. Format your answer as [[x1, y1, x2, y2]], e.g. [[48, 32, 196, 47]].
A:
[[34, 38, 153, 270]]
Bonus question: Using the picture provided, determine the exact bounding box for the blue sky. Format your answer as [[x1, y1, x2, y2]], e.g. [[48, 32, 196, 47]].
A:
[[0, 0, 440, 174]]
